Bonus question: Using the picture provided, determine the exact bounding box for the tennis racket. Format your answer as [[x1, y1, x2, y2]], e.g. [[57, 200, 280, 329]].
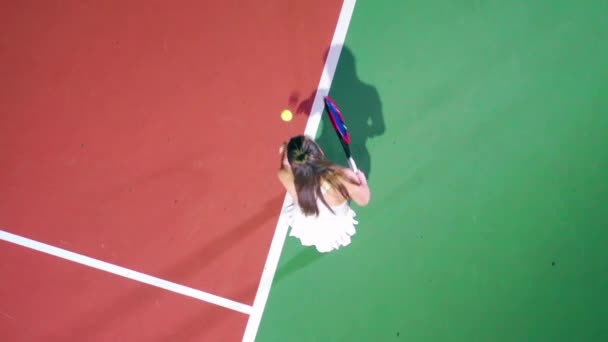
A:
[[323, 95, 358, 173]]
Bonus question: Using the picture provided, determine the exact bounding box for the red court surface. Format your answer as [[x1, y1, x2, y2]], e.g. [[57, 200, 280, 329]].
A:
[[1, 1, 343, 340], [1, 241, 247, 342]]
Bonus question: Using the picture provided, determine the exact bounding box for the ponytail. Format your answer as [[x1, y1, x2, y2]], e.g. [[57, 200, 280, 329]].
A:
[[286, 135, 351, 216]]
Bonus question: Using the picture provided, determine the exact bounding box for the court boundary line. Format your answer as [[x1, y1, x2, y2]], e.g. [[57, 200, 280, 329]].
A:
[[0, 229, 252, 315], [241, 1, 357, 341]]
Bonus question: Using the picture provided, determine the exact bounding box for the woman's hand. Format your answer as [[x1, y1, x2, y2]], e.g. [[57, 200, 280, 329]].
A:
[[279, 142, 290, 170], [342, 167, 366, 186], [341, 168, 370, 206], [354, 169, 368, 186]]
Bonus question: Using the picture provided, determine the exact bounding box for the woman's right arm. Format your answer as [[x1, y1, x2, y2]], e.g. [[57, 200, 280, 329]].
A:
[[341, 168, 371, 206], [277, 144, 298, 200]]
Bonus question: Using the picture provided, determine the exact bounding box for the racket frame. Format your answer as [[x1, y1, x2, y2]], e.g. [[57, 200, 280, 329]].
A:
[[323, 95, 359, 173]]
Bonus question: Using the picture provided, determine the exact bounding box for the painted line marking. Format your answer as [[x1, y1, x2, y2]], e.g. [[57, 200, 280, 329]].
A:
[[241, 1, 357, 341], [0, 229, 253, 315]]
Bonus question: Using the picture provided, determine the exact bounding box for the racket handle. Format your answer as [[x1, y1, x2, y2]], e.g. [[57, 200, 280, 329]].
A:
[[347, 157, 358, 173]]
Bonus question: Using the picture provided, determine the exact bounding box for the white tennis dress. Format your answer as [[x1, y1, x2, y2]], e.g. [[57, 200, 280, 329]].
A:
[[284, 182, 358, 253]]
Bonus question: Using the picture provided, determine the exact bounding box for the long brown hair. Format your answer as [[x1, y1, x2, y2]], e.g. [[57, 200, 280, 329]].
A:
[[285, 135, 350, 216]]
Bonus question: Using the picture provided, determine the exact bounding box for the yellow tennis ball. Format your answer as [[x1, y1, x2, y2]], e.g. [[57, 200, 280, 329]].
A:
[[281, 109, 293, 122]]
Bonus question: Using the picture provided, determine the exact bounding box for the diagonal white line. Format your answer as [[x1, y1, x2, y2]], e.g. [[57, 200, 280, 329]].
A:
[[241, 1, 357, 341], [0, 229, 252, 315]]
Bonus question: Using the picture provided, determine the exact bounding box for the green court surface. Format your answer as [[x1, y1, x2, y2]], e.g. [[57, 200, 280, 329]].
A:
[[257, 0, 608, 341]]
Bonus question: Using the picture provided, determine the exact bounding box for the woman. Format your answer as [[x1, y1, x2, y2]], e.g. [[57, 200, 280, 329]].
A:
[[278, 134, 370, 253]]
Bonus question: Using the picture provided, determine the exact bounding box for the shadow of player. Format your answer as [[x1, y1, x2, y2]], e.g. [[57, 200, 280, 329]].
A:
[[291, 45, 385, 180]]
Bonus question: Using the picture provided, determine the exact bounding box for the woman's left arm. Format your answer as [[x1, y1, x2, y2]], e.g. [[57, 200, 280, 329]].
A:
[[277, 143, 297, 199]]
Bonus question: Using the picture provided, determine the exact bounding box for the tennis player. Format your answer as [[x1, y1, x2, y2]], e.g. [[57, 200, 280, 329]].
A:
[[277, 134, 370, 253]]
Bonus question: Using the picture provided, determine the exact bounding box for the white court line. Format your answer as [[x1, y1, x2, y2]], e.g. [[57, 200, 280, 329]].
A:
[[0, 229, 252, 315], [241, 1, 357, 341]]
